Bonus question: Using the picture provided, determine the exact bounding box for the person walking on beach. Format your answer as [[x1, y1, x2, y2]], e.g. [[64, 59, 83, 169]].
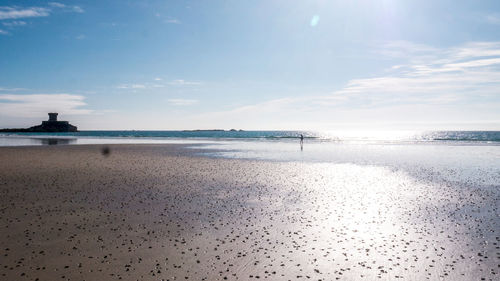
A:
[[300, 134, 304, 150]]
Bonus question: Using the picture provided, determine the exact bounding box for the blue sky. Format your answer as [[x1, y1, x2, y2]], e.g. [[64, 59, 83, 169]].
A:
[[0, 0, 499, 130]]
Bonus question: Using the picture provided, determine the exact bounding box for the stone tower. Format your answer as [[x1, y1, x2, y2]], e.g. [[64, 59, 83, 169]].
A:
[[30, 113, 78, 132], [48, 113, 58, 122], [0, 112, 77, 132]]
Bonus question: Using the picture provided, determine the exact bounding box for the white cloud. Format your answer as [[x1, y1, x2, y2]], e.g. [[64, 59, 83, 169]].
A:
[[168, 79, 201, 86], [165, 18, 181, 24], [341, 41, 500, 106], [0, 94, 92, 117], [376, 40, 440, 60], [168, 99, 199, 106], [117, 84, 147, 89], [0, 4, 84, 27], [0, 5, 84, 35], [76, 34, 85, 40], [485, 14, 500, 25], [117, 79, 201, 90], [48, 2, 65, 8], [379, 41, 500, 64], [0, 87, 27, 91], [155, 13, 180, 24], [0, 7, 50, 20], [72, 6, 84, 13], [192, 41, 500, 130], [2, 20, 26, 27], [48, 2, 84, 13], [131, 84, 146, 89]]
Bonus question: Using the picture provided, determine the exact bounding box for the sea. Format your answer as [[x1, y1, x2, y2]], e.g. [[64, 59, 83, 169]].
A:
[[1, 130, 499, 184], [1, 130, 499, 145]]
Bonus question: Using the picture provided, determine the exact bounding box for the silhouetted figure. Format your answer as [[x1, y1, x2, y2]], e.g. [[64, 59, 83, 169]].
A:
[[300, 134, 304, 151]]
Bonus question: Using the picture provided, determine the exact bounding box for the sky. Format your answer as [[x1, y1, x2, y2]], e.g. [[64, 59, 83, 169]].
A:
[[0, 0, 499, 130]]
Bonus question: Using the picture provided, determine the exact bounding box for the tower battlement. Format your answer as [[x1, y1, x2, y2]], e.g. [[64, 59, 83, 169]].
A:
[[48, 113, 58, 122]]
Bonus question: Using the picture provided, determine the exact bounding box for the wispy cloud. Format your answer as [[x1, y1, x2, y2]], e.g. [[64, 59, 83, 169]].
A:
[[48, 2, 84, 13], [155, 13, 181, 24], [117, 79, 201, 90], [485, 14, 500, 25], [0, 87, 27, 91], [2, 20, 26, 27], [0, 6, 50, 20], [76, 34, 85, 40], [341, 41, 500, 107], [168, 99, 198, 106], [164, 18, 181, 24], [72, 6, 84, 13], [194, 41, 500, 129], [48, 2, 65, 8], [117, 84, 147, 89], [167, 79, 201, 86], [0, 4, 84, 34], [0, 94, 92, 117]]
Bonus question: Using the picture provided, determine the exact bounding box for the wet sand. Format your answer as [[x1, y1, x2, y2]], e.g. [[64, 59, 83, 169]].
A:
[[0, 144, 498, 280]]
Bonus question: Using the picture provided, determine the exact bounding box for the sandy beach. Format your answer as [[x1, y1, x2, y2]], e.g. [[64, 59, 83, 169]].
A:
[[0, 144, 498, 281]]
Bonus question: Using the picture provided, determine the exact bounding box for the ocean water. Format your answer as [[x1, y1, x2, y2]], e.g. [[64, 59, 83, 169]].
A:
[[1, 130, 499, 143]]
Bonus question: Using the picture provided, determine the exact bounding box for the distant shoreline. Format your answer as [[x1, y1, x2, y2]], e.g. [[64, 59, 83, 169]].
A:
[[0, 130, 499, 145]]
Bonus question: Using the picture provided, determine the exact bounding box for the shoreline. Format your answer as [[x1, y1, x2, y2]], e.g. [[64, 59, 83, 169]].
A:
[[1, 130, 499, 148], [0, 144, 498, 280]]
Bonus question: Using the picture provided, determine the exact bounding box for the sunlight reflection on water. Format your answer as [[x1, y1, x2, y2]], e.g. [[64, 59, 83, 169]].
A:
[[270, 161, 498, 280], [200, 140, 500, 188]]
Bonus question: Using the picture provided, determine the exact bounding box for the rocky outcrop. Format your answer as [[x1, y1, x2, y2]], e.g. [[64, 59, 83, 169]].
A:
[[0, 113, 78, 132], [28, 120, 78, 132]]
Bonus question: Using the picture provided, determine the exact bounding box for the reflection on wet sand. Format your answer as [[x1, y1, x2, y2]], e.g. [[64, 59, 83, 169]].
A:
[[0, 144, 498, 281], [0, 137, 77, 146], [39, 138, 77, 145]]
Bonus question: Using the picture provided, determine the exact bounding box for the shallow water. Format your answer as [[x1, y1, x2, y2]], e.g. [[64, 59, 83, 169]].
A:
[[1, 130, 499, 142], [0, 135, 212, 146], [200, 140, 500, 187]]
